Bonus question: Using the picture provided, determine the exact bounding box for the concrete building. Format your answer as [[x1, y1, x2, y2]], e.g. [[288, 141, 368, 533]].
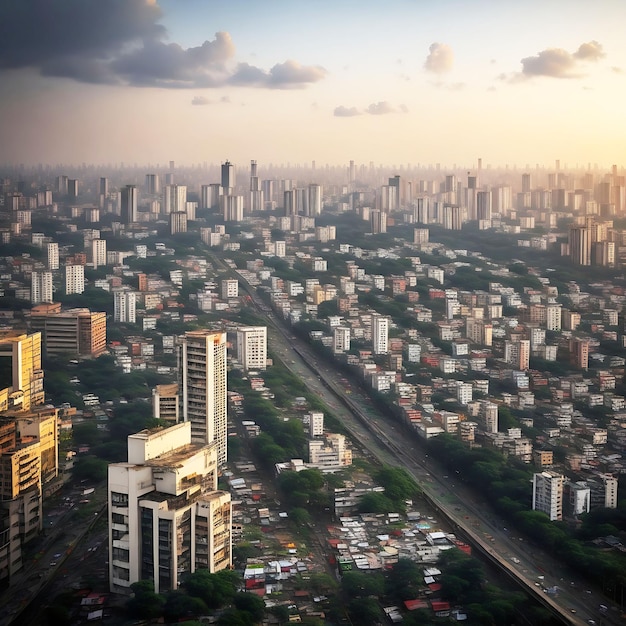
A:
[[152, 383, 180, 424], [532, 471, 564, 521], [179, 331, 227, 467], [236, 326, 267, 372], [221, 279, 238, 300], [46, 242, 59, 270], [91, 238, 107, 269], [121, 184, 138, 224], [333, 326, 351, 354], [371, 313, 389, 355], [113, 291, 137, 324], [0, 331, 44, 412], [65, 264, 85, 295], [29, 304, 106, 358], [31, 271, 53, 305], [108, 423, 232, 595]]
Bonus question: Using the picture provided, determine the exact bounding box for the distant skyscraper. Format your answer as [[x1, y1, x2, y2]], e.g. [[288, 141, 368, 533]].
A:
[[113, 291, 136, 324], [371, 313, 389, 355], [99, 177, 108, 196], [569, 225, 592, 266], [222, 195, 243, 222], [120, 185, 138, 224], [67, 178, 79, 198], [65, 264, 85, 295], [179, 331, 227, 467], [249, 160, 263, 212], [31, 271, 53, 304], [145, 173, 159, 195], [221, 161, 235, 193], [169, 211, 188, 234], [91, 239, 107, 269], [46, 242, 59, 270], [308, 184, 322, 216], [163, 184, 187, 215]]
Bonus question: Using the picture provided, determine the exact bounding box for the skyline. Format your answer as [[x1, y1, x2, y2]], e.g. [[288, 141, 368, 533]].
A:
[[1, 0, 626, 168]]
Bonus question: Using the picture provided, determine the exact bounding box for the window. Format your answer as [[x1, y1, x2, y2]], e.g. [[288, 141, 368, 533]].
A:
[[111, 492, 128, 507]]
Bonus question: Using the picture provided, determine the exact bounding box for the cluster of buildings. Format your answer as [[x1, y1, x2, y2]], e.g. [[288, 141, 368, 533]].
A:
[[2, 158, 626, 597]]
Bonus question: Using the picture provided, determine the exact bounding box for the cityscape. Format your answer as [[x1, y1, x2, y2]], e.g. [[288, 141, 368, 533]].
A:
[[1, 2, 626, 626]]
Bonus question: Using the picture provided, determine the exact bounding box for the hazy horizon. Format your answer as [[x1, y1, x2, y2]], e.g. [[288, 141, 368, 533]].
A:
[[2, 1, 625, 168]]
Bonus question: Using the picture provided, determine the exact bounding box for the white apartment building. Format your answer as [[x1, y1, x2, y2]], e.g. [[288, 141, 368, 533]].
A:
[[31, 271, 53, 304], [371, 313, 389, 355], [456, 381, 473, 405], [333, 326, 351, 354], [114, 290, 137, 324], [546, 304, 562, 331], [532, 471, 564, 521], [65, 264, 85, 295], [304, 411, 324, 437], [46, 242, 59, 270], [91, 238, 107, 269], [236, 326, 267, 371], [179, 331, 227, 466], [108, 423, 232, 595]]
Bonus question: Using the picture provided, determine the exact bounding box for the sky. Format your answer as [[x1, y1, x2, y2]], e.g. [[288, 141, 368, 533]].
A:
[[1, 0, 625, 169]]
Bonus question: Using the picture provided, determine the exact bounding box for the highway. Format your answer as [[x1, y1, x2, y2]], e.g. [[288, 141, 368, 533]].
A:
[[232, 272, 624, 626]]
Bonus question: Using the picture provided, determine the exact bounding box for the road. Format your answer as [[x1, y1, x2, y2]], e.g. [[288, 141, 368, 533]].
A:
[[245, 289, 623, 626]]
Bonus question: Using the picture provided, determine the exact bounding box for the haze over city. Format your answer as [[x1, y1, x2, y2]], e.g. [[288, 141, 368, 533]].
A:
[[1, 0, 626, 168]]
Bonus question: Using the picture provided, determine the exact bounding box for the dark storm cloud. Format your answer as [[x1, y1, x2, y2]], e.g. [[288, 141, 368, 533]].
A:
[[0, 0, 164, 68], [0, 0, 326, 89]]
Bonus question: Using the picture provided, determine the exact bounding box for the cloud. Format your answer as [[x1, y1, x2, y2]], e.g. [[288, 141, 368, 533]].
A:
[[574, 40, 605, 61], [334, 106, 360, 117], [191, 96, 211, 106], [516, 41, 606, 80], [611, 66, 623, 74], [228, 59, 326, 89], [0, 1, 326, 90], [424, 43, 454, 74], [366, 101, 395, 115]]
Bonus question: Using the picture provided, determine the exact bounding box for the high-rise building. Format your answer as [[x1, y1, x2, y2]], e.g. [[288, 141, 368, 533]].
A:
[[179, 331, 227, 466], [46, 242, 59, 270], [569, 337, 589, 370], [0, 331, 44, 412], [546, 304, 562, 331], [65, 264, 85, 295], [371, 313, 389, 355], [121, 185, 138, 224], [221, 161, 235, 193], [67, 178, 79, 198], [308, 184, 322, 216], [249, 160, 263, 212], [31, 271, 53, 305], [222, 195, 243, 222], [163, 184, 187, 215], [145, 174, 159, 195], [236, 326, 267, 371], [504, 339, 530, 370], [532, 471, 564, 521], [114, 291, 137, 324], [91, 238, 107, 269], [108, 422, 232, 595], [569, 225, 592, 266], [169, 211, 188, 234]]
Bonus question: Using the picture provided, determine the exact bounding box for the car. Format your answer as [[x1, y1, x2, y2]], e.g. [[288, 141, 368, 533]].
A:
[[49, 561, 57, 567]]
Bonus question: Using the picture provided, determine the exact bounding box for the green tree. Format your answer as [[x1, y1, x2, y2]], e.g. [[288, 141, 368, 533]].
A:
[[233, 592, 266, 622], [126, 580, 164, 619]]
